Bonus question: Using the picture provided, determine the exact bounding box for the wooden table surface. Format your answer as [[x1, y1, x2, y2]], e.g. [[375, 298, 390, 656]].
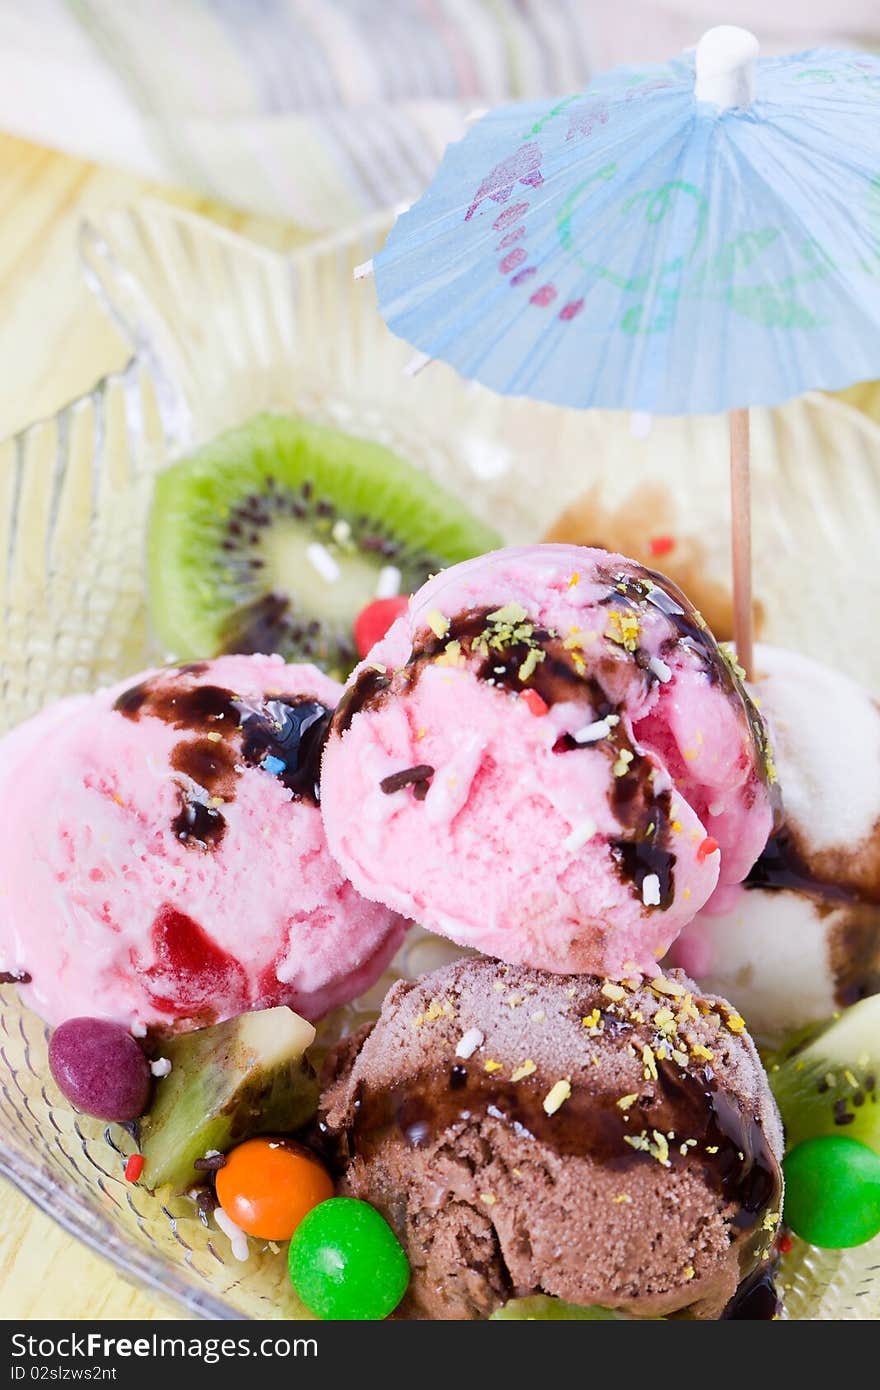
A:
[[0, 130, 307, 1321]]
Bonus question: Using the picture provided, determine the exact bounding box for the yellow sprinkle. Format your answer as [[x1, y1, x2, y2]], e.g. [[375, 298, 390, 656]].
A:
[[582, 1009, 602, 1030], [207, 796, 225, 809], [424, 997, 455, 1022], [683, 888, 692, 899], [725, 1012, 746, 1035], [629, 1009, 645, 1024], [641, 1045, 658, 1081], [206, 731, 223, 743], [518, 647, 543, 683], [654, 1007, 677, 1035], [483, 1059, 503, 1074], [512, 1168, 523, 1178], [671, 1049, 689, 1068], [506, 993, 525, 1008], [601, 982, 627, 1003], [651, 976, 686, 998], [567, 572, 580, 589], [488, 602, 528, 624], [480, 1192, 497, 1206], [543, 1079, 572, 1115], [651, 1131, 671, 1167], [617, 1094, 639, 1112], [605, 609, 641, 653], [415, 726, 427, 741], [511, 1060, 537, 1082], [844, 1069, 860, 1089], [671, 820, 682, 832], [706, 1145, 719, 1155], [436, 639, 464, 667], [613, 749, 635, 777], [427, 609, 450, 639], [612, 1193, 633, 1204], [530, 1010, 546, 1023], [762, 1210, 781, 1232], [690, 1043, 714, 1061], [684, 1266, 695, 1282]]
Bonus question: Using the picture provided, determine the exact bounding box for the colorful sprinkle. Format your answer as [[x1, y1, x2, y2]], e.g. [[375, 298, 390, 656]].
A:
[[649, 535, 676, 557], [520, 689, 549, 717], [543, 1079, 572, 1115], [124, 1154, 145, 1183]]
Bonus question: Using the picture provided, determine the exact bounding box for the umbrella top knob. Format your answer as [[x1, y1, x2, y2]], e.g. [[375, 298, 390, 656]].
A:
[[695, 25, 760, 110]]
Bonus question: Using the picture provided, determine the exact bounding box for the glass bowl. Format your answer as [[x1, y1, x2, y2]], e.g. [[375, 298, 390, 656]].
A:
[[1, 200, 878, 1319]]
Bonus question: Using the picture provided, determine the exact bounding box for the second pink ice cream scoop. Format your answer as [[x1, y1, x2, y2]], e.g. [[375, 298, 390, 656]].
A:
[[320, 545, 775, 977], [0, 654, 404, 1032]]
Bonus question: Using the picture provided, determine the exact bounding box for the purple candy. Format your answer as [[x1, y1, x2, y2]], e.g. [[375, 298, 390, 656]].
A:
[[48, 1017, 152, 1122]]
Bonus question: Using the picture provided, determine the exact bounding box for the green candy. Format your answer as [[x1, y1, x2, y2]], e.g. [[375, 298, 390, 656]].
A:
[[288, 1197, 410, 1320], [783, 1135, 880, 1248]]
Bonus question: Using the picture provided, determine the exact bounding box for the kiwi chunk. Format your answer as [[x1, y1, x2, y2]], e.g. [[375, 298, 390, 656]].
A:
[[490, 1297, 627, 1320], [148, 414, 501, 678], [139, 1006, 319, 1192], [768, 994, 880, 1155]]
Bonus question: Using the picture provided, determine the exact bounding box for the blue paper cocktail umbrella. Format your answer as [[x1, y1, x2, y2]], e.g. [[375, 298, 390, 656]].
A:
[[361, 27, 880, 673]]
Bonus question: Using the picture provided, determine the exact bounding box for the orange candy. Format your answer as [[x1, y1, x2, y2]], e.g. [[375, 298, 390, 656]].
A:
[[215, 1137, 334, 1240]]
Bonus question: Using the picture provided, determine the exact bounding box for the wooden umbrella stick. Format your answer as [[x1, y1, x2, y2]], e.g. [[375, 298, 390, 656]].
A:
[[729, 406, 754, 680]]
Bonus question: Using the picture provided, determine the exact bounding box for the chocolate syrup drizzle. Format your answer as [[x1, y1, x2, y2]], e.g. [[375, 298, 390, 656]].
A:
[[115, 671, 333, 847], [345, 1057, 779, 1233]]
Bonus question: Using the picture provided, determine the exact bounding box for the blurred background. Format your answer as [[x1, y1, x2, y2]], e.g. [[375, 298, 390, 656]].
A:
[[1, 0, 879, 231], [3, 0, 880, 437]]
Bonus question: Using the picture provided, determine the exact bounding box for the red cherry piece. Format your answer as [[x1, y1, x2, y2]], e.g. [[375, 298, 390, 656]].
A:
[[777, 1231, 794, 1255], [649, 535, 676, 557], [125, 1154, 145, 1183], [697, 836, 720, 863], [520, 690, 549, 717], [354, 596, 408, 659]]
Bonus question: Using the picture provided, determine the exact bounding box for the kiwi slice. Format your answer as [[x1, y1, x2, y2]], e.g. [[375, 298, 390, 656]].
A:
[[139, 1006, 319, 1192], [148, 414, 501, 678], [491, 1297, 627, 1320], [767, 994, 880, 1155]]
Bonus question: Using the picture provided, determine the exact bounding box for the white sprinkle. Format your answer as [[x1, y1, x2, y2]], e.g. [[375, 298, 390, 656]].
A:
[[642, 873, 661, 907], [150, 1057, 172, 1078], [563, 819, 597, 853], [376, 565, 402, 599], [573, 718, 613, 744], [130, 1019, 147, 1039], [306, 542, 341, 584], [214, 1206, 250, 1262], [331, 519, 352, 545], [455, 1028, 484, 1059], [648, 656, 672, 683], [708, 801, 725, 817], [205, 1149, 223, 1159], [353, 258, 374, 280]]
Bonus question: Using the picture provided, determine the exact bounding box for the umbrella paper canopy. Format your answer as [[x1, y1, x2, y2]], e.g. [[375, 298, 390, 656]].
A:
[[373, 35, 880, 416]]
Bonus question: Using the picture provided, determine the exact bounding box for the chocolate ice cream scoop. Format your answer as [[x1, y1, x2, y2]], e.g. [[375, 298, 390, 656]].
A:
[[320, 957, 783, 1320]]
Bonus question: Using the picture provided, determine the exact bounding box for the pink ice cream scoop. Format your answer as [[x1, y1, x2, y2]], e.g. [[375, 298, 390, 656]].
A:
[[0, 655, 404, 1032], [320, 545, 774, 977]]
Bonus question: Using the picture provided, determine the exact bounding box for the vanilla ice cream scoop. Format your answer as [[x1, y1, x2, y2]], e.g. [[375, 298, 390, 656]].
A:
[[320, 545, 775, 977], [669, 645, 880, 1039]]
